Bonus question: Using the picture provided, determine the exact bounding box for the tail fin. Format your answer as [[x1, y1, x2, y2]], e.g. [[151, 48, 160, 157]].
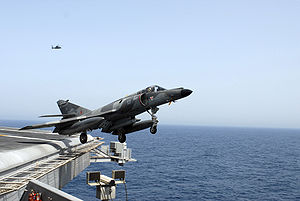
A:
[[57, 100, 91, 117]]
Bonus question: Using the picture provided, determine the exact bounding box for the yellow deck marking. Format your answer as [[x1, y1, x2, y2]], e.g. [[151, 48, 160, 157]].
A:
[[0, 134, 7, 136]]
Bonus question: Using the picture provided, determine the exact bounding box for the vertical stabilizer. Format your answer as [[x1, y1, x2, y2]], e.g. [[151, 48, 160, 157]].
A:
[[57, 100, 91, 117]]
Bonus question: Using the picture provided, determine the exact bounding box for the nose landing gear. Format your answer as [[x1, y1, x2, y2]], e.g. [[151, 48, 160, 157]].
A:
[[147, 107, 159, 135]]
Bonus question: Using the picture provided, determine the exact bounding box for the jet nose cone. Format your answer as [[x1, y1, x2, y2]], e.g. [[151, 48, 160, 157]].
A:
[[181, 89, 193, 97]]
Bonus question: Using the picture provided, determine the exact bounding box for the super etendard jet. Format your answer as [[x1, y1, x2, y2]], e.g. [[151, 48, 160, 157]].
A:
[[21, 85, 192, 143]]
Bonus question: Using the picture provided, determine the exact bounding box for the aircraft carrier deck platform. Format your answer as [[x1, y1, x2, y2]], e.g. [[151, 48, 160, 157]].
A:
[[0, 127, 134, 201]]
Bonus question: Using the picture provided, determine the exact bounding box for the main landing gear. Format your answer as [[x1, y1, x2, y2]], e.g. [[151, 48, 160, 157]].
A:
[[80, 132, 88, 144], [148, 107, 159, 135], [118, 133, 126, 143]]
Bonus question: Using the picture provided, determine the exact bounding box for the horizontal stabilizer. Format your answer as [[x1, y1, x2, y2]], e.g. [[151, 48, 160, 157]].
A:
[[39, 114, 76, 118], [20, 109, 117, 131], [20, 125, 41, 130], [19, 119, 68, 130]]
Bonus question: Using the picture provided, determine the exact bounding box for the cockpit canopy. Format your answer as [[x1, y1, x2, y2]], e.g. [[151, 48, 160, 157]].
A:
[[137, 85, 166, 94]]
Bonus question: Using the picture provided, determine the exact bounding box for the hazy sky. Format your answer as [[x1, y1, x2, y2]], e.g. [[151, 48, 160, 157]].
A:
[[1, 1, 300, 128]]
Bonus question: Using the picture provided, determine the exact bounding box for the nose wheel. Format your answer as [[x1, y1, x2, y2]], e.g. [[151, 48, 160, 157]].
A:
[[150, 123, 157, 134], [80, 132, 87, 144]]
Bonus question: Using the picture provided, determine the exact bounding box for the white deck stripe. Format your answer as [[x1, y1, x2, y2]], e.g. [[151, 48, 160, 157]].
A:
[[0, 133, 61, 143], [0, 128, 53, 134]]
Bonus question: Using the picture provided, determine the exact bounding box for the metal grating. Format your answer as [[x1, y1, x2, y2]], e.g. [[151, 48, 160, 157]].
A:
[[0, 140, 103, 196]]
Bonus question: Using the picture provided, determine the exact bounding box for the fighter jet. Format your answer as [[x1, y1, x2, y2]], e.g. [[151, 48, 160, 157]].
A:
[[51, 45, 61, 49], [21, 85, 192, 143]]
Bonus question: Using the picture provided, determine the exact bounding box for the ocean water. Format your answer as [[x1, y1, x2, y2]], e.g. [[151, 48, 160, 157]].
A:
[[63, 125, 300, 201], [1, 120, 299, 200]]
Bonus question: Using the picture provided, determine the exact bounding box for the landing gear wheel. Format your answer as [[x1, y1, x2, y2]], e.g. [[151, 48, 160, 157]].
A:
[[147, 108, 159, 135], [150, 125, 157, 134], [80, 132, 87, 144], [118, 133, 126, 143]]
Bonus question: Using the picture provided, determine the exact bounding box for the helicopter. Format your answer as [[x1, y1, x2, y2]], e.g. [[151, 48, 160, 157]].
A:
[[51, 45, 61, 50]]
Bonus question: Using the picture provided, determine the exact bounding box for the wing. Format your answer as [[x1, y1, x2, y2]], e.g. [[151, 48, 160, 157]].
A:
[[20, 109, 117, 130]]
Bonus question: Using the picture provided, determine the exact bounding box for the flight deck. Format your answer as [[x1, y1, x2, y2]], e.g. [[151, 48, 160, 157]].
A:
[[0, 127, 134, 201]]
